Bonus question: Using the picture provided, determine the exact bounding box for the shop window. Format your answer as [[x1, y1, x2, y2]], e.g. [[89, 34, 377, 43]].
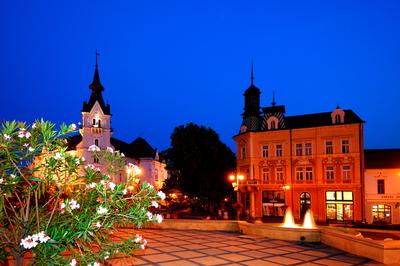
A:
[[372, 205, 391, 224], [377, 179, 385, 194], [326, 191, 354, 222]]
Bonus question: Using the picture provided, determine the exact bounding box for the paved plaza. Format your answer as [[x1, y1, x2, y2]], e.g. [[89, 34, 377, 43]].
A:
[[109, 229, 384, 266]]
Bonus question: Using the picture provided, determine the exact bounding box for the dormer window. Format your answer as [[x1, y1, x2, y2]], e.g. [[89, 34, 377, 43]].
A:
[[267, 116, 279, 130], [331, 107, 345, 124]]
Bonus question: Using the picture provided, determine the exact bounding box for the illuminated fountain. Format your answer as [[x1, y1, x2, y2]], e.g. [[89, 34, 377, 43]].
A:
[[281, 208, 317, 229], [282, 208, 298, 228]]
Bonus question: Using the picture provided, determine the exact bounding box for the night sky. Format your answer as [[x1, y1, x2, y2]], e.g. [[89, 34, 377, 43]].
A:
[[1, 1, 399, 152]]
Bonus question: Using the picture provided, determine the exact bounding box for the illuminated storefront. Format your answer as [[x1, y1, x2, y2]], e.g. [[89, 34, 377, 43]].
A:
[[372, 204, 391, 224], [262, 190, 286, 217], [326, 191, 354, 222]]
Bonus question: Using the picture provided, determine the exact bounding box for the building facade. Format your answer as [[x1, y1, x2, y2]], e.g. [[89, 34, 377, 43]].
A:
[[68, 58, 168, 189], [233, 72, 365, 223], [364, 149, 400, 224]]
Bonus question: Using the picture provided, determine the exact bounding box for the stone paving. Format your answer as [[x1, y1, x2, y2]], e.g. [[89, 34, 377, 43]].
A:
[[109, 229, 384, 266]]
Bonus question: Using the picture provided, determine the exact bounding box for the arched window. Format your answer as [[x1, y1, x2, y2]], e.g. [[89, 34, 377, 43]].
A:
[[300, 192, 311, 219], [95, 139, 99, 146], [271, 121, 276, 129], [267, 116, 279, 130], [335, 114, 341, 124]]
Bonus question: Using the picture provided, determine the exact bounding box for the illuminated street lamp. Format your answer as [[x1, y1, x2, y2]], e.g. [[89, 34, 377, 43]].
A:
[[229, 174, 244, 191]]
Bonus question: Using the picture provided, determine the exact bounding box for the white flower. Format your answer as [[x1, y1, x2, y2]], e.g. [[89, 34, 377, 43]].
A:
[[107, 182, 116, 191], [3, 134, 11, 140], [100, 180, 106, 186], [121, 153, 125, 157], [28, 147, 34, 152], [35, 231, 50, 243], [85, 164, 95, 170], [32, 123, 36, 129], [95, 222, 101, 228], [82, 157, 86, 162], [70, 123, 77, 130], [106, 147, 114, 153], [69, 199, 80, 210], [25, 132, 31, 138], [134, 234, 142, 243], [146, 211, 153, 220], [122, 188, 128, 195], [20, 235, 38, 249], [146, 183, 154, 189], [75, 158, 80, 165], [23, 143, 29, 147], [87, 182, 96, 189], [0, 178, 4, 184], [88, 144, 100, 152], [97, 206, 108, 215], [70, 259, 77, 266], [156, 214, 163, 224], [157, 191, 166, 200], [10, 174, 16, 179], [151, 201, 159, 208], [93, 262, 100, 266], [140, 239, 147, 250], [18, 130, 25, 138], [54, 152, 62, 160], [60, 203, 66, 209]]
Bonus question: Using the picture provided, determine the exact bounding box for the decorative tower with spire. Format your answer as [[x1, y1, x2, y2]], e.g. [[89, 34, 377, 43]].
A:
[[77, 52, 113, 166], [241, 60, 261, 132]]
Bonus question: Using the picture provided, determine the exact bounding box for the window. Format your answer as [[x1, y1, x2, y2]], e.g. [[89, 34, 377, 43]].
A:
[[276, 144, 283, 157], [262, 145, 269, 158], [276, 167, 284, 182], [342, 140, 350, 154], [94, 139, 99, 146], [93, 118, 101, 128], [241, 146, 246, 160], [326, 166, 334, 182], [342, 165, 351, 182], [296, 167, 304, 181], [377, 179, 385, 194], [325, 141, 333, 154], [262, 168, 269, 183], [372, 205, 391, 224], [306, 167, 313, 181], [305, 143, 312, 156], [335, 114, 341, 124], [296, 144, 303, 156], [271, 121, 276, 129]]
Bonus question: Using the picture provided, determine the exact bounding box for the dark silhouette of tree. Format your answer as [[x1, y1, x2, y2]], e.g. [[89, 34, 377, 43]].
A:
[[162, 123, 236, 212]]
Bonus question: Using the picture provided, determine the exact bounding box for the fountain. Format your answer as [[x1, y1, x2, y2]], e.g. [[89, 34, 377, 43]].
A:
[[281, 208, 298, 228], [302, 209, 317, 229], [281, 208, 316, 229]]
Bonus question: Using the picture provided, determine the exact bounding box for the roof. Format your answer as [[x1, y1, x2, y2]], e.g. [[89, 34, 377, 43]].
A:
[[66, 134, 82, 151], [82, 62, 111, 115], [285, 109, 364, 129], [365, 149, 400, 169], [262, 105, 286, 114], [129, 137, 157, 158], [244, 83, 261, 95]]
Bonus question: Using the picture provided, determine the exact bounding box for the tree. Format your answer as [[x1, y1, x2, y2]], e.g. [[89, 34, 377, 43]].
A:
[[0, 120, 165, 266], [162, 123, 236, 212]]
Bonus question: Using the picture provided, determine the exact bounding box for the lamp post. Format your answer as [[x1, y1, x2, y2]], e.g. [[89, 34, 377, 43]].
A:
[[229, 173, 244, 220]]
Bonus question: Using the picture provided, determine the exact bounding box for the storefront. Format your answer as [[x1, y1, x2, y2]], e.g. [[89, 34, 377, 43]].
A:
[[262, 190, 286, 217], [372, 204, 391, 224], [326, 191, 354, 223]]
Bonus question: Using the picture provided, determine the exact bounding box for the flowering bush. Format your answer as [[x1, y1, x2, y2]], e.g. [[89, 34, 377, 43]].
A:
[[0, 121, 164, 265]]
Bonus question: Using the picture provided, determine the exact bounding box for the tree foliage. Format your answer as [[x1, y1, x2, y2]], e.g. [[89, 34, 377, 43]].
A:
[[162, 123, 236, 206]]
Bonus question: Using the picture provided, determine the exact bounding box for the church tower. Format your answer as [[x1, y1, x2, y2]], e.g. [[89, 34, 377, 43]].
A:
[[240, 62, 261, 133], [76, 53, 113, 165]]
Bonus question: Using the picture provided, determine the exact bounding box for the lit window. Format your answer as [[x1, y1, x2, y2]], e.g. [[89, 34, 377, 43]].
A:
[[296, 144, 303, 156], [262, 168, 269, 183], [276, 167, 284, 182], [276, 144, 283, 157], [296, 167, 304, 181], [93, 117, 101, 128], [305, 143, 312, 156], [326, 166, 334, 182], [342, 165, 351, 182], [306, 167, 313, 181], [377, 179, 385, 194], [262, 145, 269, 158], [343, 191, 353, 200], [325, 141, 333, 154], [326, 191, 335, 200], [342, 140, 350, 154]]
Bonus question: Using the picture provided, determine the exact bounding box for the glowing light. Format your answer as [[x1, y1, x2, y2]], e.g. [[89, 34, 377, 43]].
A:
[[229, 175, 235, 181], [281, 208, 298, 228], [281, 185, 291, 190], [238, 175, 244, 181], [302, 209, 316, 229]]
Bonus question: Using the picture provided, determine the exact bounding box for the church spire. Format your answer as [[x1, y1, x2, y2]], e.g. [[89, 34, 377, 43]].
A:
[[89, 50, 104, 93], [272, 90, 276, 106], [250, 58, 254, 85]]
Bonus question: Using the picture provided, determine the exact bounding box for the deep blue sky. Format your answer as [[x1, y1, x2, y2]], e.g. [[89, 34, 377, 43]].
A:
[[1, 1, 399, 152]]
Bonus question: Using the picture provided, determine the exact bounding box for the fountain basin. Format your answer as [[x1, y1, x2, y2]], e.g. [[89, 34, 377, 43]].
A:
[[238, 222, 321, 243]]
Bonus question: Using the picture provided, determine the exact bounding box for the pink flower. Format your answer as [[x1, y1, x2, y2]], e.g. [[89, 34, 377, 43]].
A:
[[0, 178, 4, 184], [70, 259, 77, 266], [88, 145, 100, 152], [151, 201, 159, 208], [157, 191, 166, 200], [70, 123, 77, 130], [25, 132, 31, 138], [156, 214, 163, 224], [95, 222, 101, 228], [107, 182, 116, 191], [146, 212, 153, 220], [97, 206, 108, 215], [3, 134, 11, 140], [69, 199, 80, 210], [106, 147, 114, 153]]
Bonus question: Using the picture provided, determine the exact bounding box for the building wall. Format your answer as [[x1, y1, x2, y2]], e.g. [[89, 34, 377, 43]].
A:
[[234, 123, 364, 223], [365, 168, 400, 224]]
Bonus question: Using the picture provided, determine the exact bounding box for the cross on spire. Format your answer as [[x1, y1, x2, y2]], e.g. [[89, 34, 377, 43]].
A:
[[250, 58, 254, 85], [272, 90, 276, 106], [95, 49, 100, 68]]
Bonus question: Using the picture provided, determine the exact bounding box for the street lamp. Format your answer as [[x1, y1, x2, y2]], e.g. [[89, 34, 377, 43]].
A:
[[229, 173, 244, 220]]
